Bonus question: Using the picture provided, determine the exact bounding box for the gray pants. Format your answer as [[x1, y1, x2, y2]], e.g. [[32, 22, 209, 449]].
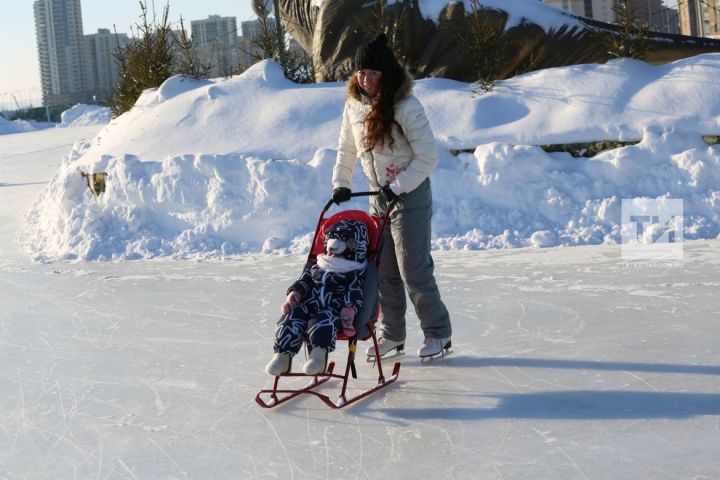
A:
[[370, 179, 452, 342]]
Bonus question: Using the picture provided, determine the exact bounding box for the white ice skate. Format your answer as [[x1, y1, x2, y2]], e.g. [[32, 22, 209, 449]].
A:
[[417, 337, 452, 360], [366, 337, 404, 359]]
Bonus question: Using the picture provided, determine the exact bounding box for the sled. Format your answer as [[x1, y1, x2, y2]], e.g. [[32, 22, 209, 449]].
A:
[[256, 192, 401, 409]]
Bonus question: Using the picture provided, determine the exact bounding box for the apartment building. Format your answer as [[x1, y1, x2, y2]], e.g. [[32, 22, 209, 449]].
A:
[[34, 0, 90, 106], [84, 28, 130, 100], [679, 0, 720, 36], [34, 0, 131, 106], [628, 0, 665, 31], [544, 0, 680, 32], [241, 20, 263, 40], [191, 15, 240, 77], [543, 0, 617, 23]]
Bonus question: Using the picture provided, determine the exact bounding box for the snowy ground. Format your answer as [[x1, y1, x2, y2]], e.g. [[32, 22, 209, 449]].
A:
[[2, 128, 720, 479]]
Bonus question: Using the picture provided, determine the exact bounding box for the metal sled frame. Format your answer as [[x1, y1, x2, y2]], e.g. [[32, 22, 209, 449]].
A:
[[256, 192, 401, 409], [255, 332, 401, 409]]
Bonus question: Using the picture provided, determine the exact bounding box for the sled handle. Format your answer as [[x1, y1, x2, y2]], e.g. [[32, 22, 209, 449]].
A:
[[320, 191, 378, 213], [308, 191, 395, 265]]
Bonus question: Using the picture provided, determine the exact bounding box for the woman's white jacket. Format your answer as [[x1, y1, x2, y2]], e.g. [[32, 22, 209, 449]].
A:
[[332, 77, 438, 195]]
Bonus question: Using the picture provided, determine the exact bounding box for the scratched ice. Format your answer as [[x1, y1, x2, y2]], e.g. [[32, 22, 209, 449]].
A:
[[4, 49, 720, 478], [1, 126, 719, 479]]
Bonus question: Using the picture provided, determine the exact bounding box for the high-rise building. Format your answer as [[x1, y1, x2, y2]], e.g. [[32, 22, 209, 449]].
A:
[[679, 0, 719, 37], [84, 28, 131, 100], [241, 20, 263, 40], [710, 0, 720, 37], [545, 0, 680, 33], [627, 0, 664, 31], [34, 0, 90, 106], [191, 15, 238, 46], [543, 0, 617, 24], [659, 5, 680, 35], [589, 0, 616, 24], [544, 0, 585, 16], [237, 35, 261, 70], [191, 15, 240, 77]]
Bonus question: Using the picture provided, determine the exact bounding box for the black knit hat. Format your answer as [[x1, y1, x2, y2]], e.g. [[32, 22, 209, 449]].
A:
[[354, 33, 399, 75]]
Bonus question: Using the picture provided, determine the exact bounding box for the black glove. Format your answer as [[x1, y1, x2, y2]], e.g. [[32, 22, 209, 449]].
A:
[[332, 187, 351, 204], [381, 184, 398, 202]]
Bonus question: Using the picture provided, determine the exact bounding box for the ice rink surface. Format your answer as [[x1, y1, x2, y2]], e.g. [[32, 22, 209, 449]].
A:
[[1, 128, 719, 479]]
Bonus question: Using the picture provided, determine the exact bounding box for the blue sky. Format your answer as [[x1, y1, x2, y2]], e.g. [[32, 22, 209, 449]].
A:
[[0, 1, 257, 109]]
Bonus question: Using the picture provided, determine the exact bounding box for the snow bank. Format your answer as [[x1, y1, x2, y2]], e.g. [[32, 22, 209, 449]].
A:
[[58, 104, 111, 127], [0, 115, 52, 135], [23, 57, 720, 261]]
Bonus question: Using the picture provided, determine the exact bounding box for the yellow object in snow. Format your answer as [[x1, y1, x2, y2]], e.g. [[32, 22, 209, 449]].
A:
[[81, 171, 107, 199]]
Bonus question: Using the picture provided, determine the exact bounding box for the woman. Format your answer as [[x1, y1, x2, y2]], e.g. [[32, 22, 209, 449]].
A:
[[331, 33, 452, 358]]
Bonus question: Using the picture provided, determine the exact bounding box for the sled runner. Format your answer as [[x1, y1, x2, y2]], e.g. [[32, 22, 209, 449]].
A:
[[256, 192, 401, 409]]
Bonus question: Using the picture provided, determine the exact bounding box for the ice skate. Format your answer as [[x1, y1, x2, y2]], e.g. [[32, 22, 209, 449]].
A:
[[303, 347, 328, 375], [417, 337, 451, 360], [366, 337, 404, 359], [265, 352, 292, 376]]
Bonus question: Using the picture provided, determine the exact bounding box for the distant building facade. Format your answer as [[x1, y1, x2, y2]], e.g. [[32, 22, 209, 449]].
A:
[[679, 0, 720, 37], [627, 0, 664, 31], [237, 36, 261, 70], [84, 28, 130, 101], [543, 0, 679, 33], [589, 0, 615, 24], [34, 0, 129, 106], [241, 20, 263, 40], [711, 0, 720, 37], [659, 5, 680, 35], [34, 0, 89, 106], [238, 19, 264, 70], [543, 0, 616, 23], [191, 15, 240, 77], [188, 17, 272, 76]]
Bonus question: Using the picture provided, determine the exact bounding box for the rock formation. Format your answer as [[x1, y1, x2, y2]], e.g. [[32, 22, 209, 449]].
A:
[[272, 0, 720, 82]]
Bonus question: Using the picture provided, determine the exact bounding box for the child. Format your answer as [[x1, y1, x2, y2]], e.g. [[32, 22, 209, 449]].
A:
[[266, 219, 369, 375]]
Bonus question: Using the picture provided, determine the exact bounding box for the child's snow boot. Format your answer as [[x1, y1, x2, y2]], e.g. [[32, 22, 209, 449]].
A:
[[265, 352, 292, 376], [303, 347, 328, 375]]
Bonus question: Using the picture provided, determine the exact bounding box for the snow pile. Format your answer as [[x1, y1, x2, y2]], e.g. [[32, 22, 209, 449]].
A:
[[58, 104, 111, 127], [0, 115, 51, 135], [23, 56, 720, 261]]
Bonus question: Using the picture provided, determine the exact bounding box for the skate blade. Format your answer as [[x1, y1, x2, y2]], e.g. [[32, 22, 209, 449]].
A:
[[419, 345, 453, 362], [366, 347, 405, 363]]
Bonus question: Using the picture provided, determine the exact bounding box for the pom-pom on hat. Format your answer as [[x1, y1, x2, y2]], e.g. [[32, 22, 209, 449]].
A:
[[354, 33, 399, 75]]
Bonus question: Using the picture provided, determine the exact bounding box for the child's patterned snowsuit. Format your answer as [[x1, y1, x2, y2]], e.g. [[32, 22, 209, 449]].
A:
[[274, 219, 369, 356]]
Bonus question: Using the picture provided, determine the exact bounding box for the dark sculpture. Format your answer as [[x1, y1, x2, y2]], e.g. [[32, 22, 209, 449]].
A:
[[271, 0, 720, 82]]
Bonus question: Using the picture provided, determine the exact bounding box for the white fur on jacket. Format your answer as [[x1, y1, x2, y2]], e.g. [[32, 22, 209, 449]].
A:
[[332, 74, 439, 195]]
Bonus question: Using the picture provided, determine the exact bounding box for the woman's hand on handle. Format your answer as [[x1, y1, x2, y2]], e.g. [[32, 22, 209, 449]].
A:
[[332, 187, 351, 204]]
